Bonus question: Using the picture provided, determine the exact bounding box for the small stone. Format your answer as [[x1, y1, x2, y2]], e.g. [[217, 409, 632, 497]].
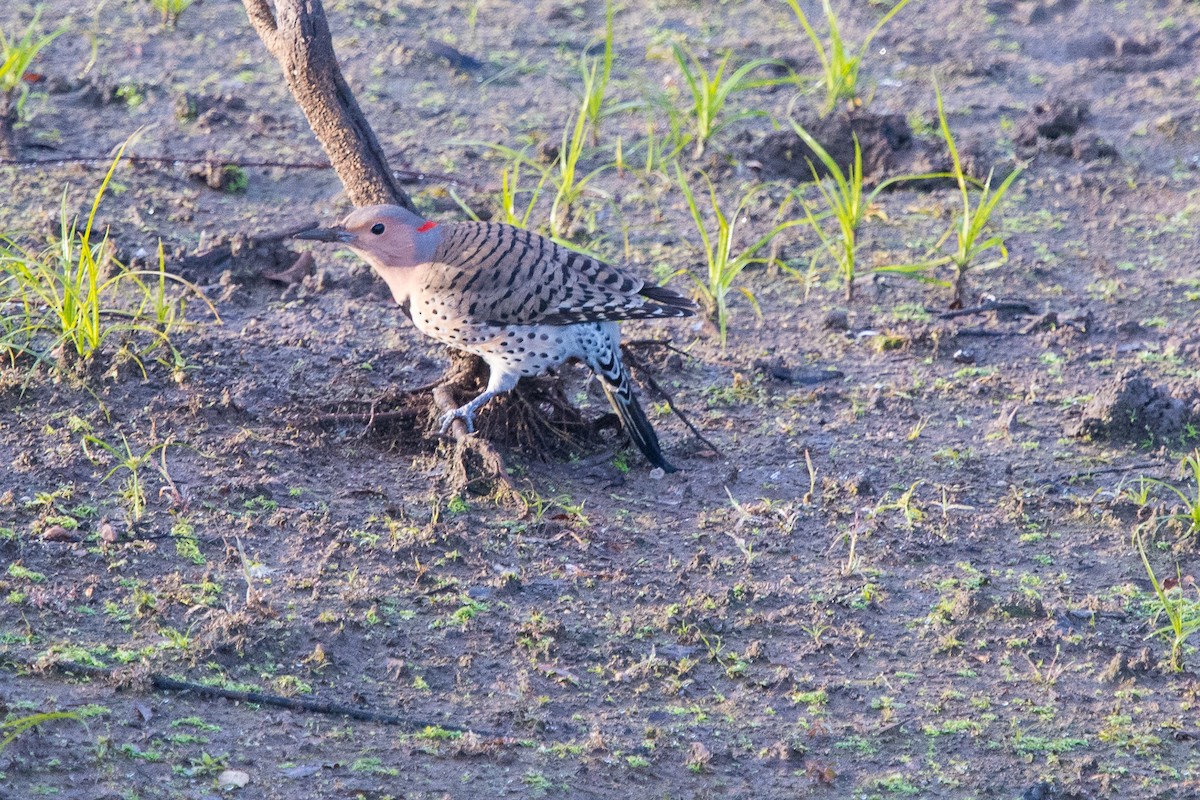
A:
[[193, 107, 232, 132], [1020, 782, 1056, 800], [1013, 97, 1088, 147], [217, 769, 250, 789], [1116, 320, 1142, 335], [1116, 36, 1159, 56], [1071, 136, 1118, 162], [43, 525, 74, 542], [685, 741, 712, 771], [753, 357, 843, 385], [823, 309, 850, 331], [537, 140, 560, 164], [952, 348, 975, 364], [948, 589, 992, 620], [764, 738, 804, 762], [263, 252, 314, 285], [998, 592, 1044, 618], [851, 471, 874, 496]]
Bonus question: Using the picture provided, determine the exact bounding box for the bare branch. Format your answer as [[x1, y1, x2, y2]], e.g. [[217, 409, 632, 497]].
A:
[[241, 0, 280, 54], [240, 0, 413, 209]]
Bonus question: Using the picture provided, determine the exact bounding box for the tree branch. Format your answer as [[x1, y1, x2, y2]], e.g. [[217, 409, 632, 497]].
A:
[[241, 0, 280, 53], [35, 659, 513, 740], [240, 0, 414, 209]]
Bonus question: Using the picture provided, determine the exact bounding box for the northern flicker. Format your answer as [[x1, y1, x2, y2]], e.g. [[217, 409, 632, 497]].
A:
[[295, 205, 696, 472]]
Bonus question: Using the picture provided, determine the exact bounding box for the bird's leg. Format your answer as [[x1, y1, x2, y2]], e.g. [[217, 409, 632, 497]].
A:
[[437, 363, 519, 435], [438, 389, 498, 434]]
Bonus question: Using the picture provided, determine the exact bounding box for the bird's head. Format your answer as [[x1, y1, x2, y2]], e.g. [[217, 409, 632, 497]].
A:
[[293, 204, 441, 270]]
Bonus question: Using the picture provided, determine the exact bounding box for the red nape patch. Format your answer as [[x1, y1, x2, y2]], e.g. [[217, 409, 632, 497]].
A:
[[416, 221, 438, 233]]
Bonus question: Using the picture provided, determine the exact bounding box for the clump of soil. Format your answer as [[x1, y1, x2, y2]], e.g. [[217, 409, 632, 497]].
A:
[[752, 112, 913, 182], [173, 225, 311, 283], [752, 356, 843, 386], [174, 91, 248, 129], [187, 161, 249, 192], [750, 111, 999, 188], [1013, 96, 1118, 162], [1065, 369, 1199, 445], [1013, 96, 1088, 146]]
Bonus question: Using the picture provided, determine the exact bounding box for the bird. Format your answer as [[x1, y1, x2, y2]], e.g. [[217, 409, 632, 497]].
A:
[[294, 204, 697, 472]]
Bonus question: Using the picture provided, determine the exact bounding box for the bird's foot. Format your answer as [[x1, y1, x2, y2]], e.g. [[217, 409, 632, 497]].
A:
[[438, 405, 478, 435], [438, 389, 499, 436]]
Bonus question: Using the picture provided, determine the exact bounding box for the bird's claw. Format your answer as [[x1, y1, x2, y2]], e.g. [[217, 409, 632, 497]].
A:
[[438, 406, 477, 435]]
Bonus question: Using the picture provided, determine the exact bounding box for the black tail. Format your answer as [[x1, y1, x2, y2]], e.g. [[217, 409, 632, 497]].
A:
[[596, 352, 676, 473]]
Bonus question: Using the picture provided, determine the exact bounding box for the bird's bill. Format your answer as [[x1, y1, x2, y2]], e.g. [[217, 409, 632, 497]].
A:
[[293, 226, 352, 243]]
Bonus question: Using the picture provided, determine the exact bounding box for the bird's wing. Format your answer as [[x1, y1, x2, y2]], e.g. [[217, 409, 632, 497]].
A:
[[423, 222, 696, 326]]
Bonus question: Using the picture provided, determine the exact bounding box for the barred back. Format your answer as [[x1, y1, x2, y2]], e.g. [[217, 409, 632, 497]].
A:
[[420, 222, 696, 327]]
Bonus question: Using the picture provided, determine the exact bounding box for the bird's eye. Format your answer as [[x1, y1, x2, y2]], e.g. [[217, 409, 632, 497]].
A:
[[371, 223, 385, 235]]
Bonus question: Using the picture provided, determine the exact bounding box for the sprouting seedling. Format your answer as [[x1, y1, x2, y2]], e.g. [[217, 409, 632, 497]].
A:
[[0, 137, 217, 376], [501, 159, 552, 230], [82, 434, 173, 523], [151, 0, 194, 28], [675, 166, 805, 346], [930, 80, 1022, 306], [1132, 450, 1200, 537], [840, 514, 863, 577], [790, 125, 868, 301], [455, 134, 607, 241], [550, 57, 613, 238], [0, 12, 65, 95], [466, 0, 482, 39], [1172, 451, 1200, 536], [790, 117, 946, 301], [671, 43, 776, 159], [580, 0, 631, 146], [457, 49, 613, 240], [628, 90, 691, 178], [1, 711, 84, 755], [783, 0, 915, 116], [789, 122, 901, 301], [1135, 530, 1200, 672], [874, 82, 1020, 303], [450, 147, 551, 231], [870, 480, 926, 529], [582, 7, 612, 145], [0, 11, 67, 156]]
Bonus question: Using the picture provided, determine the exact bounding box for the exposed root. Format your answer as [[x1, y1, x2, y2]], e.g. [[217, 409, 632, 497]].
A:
[[312, 341, 702, 490], [474, 374, 594, 458], [432, 352, 516, 497], [314, 384, 431, 437], [312, 351, 587, 496], [314, 406, 422, 429]]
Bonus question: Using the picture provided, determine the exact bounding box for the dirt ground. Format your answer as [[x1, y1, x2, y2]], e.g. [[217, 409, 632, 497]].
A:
[[2, 0, 1200, 798]]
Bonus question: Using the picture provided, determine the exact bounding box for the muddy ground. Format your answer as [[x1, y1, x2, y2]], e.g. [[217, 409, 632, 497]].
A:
[[2, 0, 1200, 798]]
